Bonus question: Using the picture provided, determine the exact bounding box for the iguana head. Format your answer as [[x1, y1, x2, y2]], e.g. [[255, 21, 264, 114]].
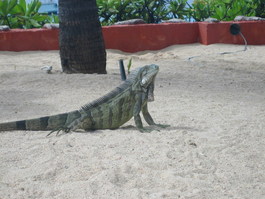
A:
[[140, 64, 159, 102], [130, 64, 159, 102], [140, 64, 159, 88]]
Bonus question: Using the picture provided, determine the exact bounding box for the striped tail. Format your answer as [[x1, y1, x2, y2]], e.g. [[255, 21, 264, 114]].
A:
[[0, 110, 81, 131]]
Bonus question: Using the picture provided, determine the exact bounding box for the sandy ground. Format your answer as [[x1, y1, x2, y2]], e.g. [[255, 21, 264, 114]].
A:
[[0, 44, 265, 199]]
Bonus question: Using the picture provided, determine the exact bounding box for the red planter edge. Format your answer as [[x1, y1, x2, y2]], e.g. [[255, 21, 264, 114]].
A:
[[199, 21, 265, 45], [0, 21, 264, 52]]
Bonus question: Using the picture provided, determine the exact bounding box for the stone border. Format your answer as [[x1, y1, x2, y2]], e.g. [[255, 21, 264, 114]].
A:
[[0, 21, 264, 52]]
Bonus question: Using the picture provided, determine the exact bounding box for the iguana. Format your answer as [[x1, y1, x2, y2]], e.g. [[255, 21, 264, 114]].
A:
[[0, 64, 167, 134]]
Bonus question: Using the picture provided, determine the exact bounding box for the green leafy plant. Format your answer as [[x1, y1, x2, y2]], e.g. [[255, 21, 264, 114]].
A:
[[97, 0, 134, 25], [97, 0, 188, 24], [167, 0, 189, 19], [0, 0, 17, 27], [0, 0, 49, 29], [127, 58, 132, 74], [130, 0, 168, 23], [254, 0, 265, 18], [46, 13, 59, 24], [211, 0, 257, 21], [13, 0, 49, 28], [1, 0, 263, 28], [187, 0, 258, 21], [97, 0, 117, 25], [187, 0, 214, 21]]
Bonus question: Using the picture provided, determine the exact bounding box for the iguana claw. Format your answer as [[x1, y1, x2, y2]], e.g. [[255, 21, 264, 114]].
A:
[[154, 124, 170, 128], [138, 124, 169, 133], [46, 127, 71, 137], [139, 127, 152, 133]]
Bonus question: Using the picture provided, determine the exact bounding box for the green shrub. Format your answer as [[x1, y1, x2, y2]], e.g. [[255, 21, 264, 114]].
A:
[[187, 0, 213, 21], [254, 0, 265, 18], [167, 0, 189, 19], [0, 0, 51, 29], [46, 13, 59, 24], [130, 0, 168, 23], [97, 0, 259, 24], [0, 0, 263, 28], [96, 0, 189, 24], [212, 0, 257, 21], [187, 0, 257, 21], [0, 0, 18, 27], [97, 0, 135, 25]]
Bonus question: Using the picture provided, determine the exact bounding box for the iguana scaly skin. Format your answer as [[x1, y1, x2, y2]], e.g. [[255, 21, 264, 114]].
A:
[[0, 64, 166, 133]]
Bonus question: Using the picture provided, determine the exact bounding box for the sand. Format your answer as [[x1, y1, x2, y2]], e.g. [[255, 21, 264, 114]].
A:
[[0, 44, 265, 199]]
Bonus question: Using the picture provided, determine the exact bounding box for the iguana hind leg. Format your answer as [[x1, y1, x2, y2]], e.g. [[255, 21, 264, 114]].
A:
[[63, 110, 95, 132]]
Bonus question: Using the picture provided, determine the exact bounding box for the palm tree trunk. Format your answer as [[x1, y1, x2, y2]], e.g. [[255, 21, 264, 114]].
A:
[[59, 0, 106, 74]]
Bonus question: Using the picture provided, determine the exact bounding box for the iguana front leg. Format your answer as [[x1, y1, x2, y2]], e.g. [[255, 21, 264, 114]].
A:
[[133, 93, 150, 132], [142, 104, 170, 129]]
